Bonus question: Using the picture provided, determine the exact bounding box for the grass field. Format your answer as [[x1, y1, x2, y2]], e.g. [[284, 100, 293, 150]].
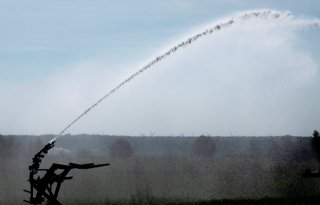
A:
[[63, 195, 320, 205], [1, 135, 320, 204]]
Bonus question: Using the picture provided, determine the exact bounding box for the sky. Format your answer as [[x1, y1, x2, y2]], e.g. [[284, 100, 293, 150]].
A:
[[0, 0, 320, 136]]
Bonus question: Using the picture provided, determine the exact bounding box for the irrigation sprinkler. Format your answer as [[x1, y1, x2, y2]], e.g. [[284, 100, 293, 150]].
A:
[[24, 141, 109, 205]]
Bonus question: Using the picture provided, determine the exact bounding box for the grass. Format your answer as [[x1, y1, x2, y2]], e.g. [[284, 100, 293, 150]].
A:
[[63, 195, 320, 205]]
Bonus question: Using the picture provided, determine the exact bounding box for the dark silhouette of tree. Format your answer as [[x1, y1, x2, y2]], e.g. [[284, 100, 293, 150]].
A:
[[191, 135, 215, 157], [311, 130, 320, 161], [109, 138, 134, 159]]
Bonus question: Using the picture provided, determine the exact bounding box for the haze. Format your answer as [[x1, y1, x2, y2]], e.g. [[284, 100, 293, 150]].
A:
[[0, 0, 319, 136]]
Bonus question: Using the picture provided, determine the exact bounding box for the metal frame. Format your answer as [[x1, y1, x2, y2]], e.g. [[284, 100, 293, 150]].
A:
[[24, 141, 109, 205]]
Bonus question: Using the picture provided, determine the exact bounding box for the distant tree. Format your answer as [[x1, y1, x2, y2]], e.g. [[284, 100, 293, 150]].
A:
[[0, 135, 14, 159], [311, 130, 320, 161], [191, 135, 215, 157], [109, 139, 134, 159]]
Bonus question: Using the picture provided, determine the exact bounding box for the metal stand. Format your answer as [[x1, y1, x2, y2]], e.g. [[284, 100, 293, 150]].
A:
[[24, 141, 109, 205]]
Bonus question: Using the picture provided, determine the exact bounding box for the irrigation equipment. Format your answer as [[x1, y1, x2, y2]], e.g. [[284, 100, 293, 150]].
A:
[[24, 141, 109, 205]]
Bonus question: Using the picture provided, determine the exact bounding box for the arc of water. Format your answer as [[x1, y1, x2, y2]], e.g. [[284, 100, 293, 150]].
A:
[[49, 9, 320, 143]]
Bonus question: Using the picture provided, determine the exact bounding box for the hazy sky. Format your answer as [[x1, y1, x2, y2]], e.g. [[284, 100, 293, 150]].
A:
[[1, 0, 320, 136]]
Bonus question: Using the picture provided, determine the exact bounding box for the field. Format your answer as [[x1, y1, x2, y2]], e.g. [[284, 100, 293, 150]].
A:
[[1, 134, 320, 204], [61, 195, 320, 205]]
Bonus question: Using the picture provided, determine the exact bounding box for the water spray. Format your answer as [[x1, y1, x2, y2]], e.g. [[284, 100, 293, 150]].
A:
[[49, 9, 319, 144], [25, 9, 320, 205]]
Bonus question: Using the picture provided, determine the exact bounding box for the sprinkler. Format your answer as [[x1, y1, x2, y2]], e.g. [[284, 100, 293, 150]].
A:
[[24, 141, 109, 205]]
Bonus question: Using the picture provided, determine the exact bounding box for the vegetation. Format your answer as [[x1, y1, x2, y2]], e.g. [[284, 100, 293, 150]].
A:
[[191, 135, 215, 157], [109, 138, 134, 159], [61, 195, 320, 205], [0, 134, 320, 204]]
